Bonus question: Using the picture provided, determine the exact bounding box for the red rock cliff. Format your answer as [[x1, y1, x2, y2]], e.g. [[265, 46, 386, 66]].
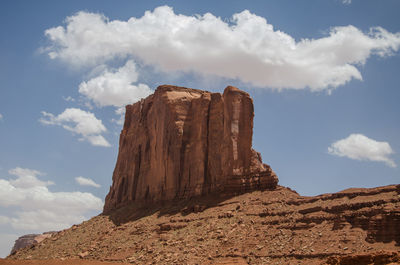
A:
[[103, 85, 278, 212]]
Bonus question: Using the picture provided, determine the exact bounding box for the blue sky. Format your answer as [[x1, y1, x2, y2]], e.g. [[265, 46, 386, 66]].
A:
[[1, 0, 399, 257]]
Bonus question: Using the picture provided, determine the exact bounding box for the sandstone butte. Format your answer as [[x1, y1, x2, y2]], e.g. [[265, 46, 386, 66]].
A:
[[6, 85, 400, 265], [103, 85, 278, 213]]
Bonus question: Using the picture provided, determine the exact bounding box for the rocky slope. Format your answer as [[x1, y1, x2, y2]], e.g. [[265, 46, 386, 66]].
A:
[[7, 85, 400, 264], [9, 185, 400, 264], [104, 85, 277, 212], [10, 233, 55, 255]]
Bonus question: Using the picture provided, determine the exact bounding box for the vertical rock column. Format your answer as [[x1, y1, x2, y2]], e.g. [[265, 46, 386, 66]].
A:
[[103, 85, 278, 213]]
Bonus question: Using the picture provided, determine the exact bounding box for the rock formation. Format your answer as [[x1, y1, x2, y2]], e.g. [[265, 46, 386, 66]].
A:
[[6, 85, 399, 264], [104, 85, 278, 212], [10, 235, 38, 255], [7, 83, 400, 265], [10, 233, 54, 255], [9, 185, 400, 264]]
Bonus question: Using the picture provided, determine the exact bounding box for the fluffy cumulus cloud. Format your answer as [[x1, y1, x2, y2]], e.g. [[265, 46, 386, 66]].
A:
[[0, 167, 103, 231], [75, 176, 101, 188], [43, 6, 400, 92], [79, 60, 153, 107], [39, 108, 110, 147], [328, 134, 396, 167]]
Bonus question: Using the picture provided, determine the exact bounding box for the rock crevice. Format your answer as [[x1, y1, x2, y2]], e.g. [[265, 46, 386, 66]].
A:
[[104, 85, 278, 213]]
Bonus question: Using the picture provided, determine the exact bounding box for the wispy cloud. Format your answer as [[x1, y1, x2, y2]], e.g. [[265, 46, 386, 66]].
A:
[[39, 108, 111, 147], [63, 96, 75, 102], [75, 176, 101, 188], [328, 134, 396, 167]]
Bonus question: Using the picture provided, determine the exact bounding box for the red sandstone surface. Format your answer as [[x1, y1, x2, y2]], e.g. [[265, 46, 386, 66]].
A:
[[6, 86, 400, 264], [104, 85, 277, 212], [10, 233, 55, 255], [0, 260, 132, 265], [8, 185, 400, 264]]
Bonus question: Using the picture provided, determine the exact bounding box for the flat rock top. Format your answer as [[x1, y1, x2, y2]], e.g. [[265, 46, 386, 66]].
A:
[[157, 84, 208, 95], [155, 84, 250, 100], [163, 89, 203, 101]]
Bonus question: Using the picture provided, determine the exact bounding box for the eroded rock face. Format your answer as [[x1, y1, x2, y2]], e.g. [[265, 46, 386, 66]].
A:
[[10, 185, 400, 264], [10, 235, 38, 255], [10, 233, 54, 255], [104, 85, 278, 212]]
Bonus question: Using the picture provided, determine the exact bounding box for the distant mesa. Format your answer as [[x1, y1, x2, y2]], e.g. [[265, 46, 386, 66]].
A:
[[10, 232, 55, 255], [104, 85, 278, 213]]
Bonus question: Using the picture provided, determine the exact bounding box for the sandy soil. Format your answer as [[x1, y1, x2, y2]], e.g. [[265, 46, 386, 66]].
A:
[[7, 185, 400, 264], [0, 258, 251, 265], [0, 260, 131, 265]]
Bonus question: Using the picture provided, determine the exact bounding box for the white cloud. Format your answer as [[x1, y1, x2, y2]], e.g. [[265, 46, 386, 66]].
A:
[[8, 167, 54, 188], [63, 96, 75, 102], [10, 210, 90, 231], [0, 216, 11, 225], [85, 135, 111, 147], [39, 108, 111, 147], [79, 60, 153, 107], [75, 176, 101, 188], [111, 107, 125, 125], [342, 0, 352, 5], [43, 6, 400, 92], [0, 167, 103, 232], [0, 113, 3, 120], [0, 233, 19, 258], [328, 134, 396, 167]]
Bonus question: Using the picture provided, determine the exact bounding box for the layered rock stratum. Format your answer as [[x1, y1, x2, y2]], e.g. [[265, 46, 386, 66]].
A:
[[104, 85, 278, 212], [6, 85, 400, 264], [8, 185, 400, 264], [10, 233, 55, 255]]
